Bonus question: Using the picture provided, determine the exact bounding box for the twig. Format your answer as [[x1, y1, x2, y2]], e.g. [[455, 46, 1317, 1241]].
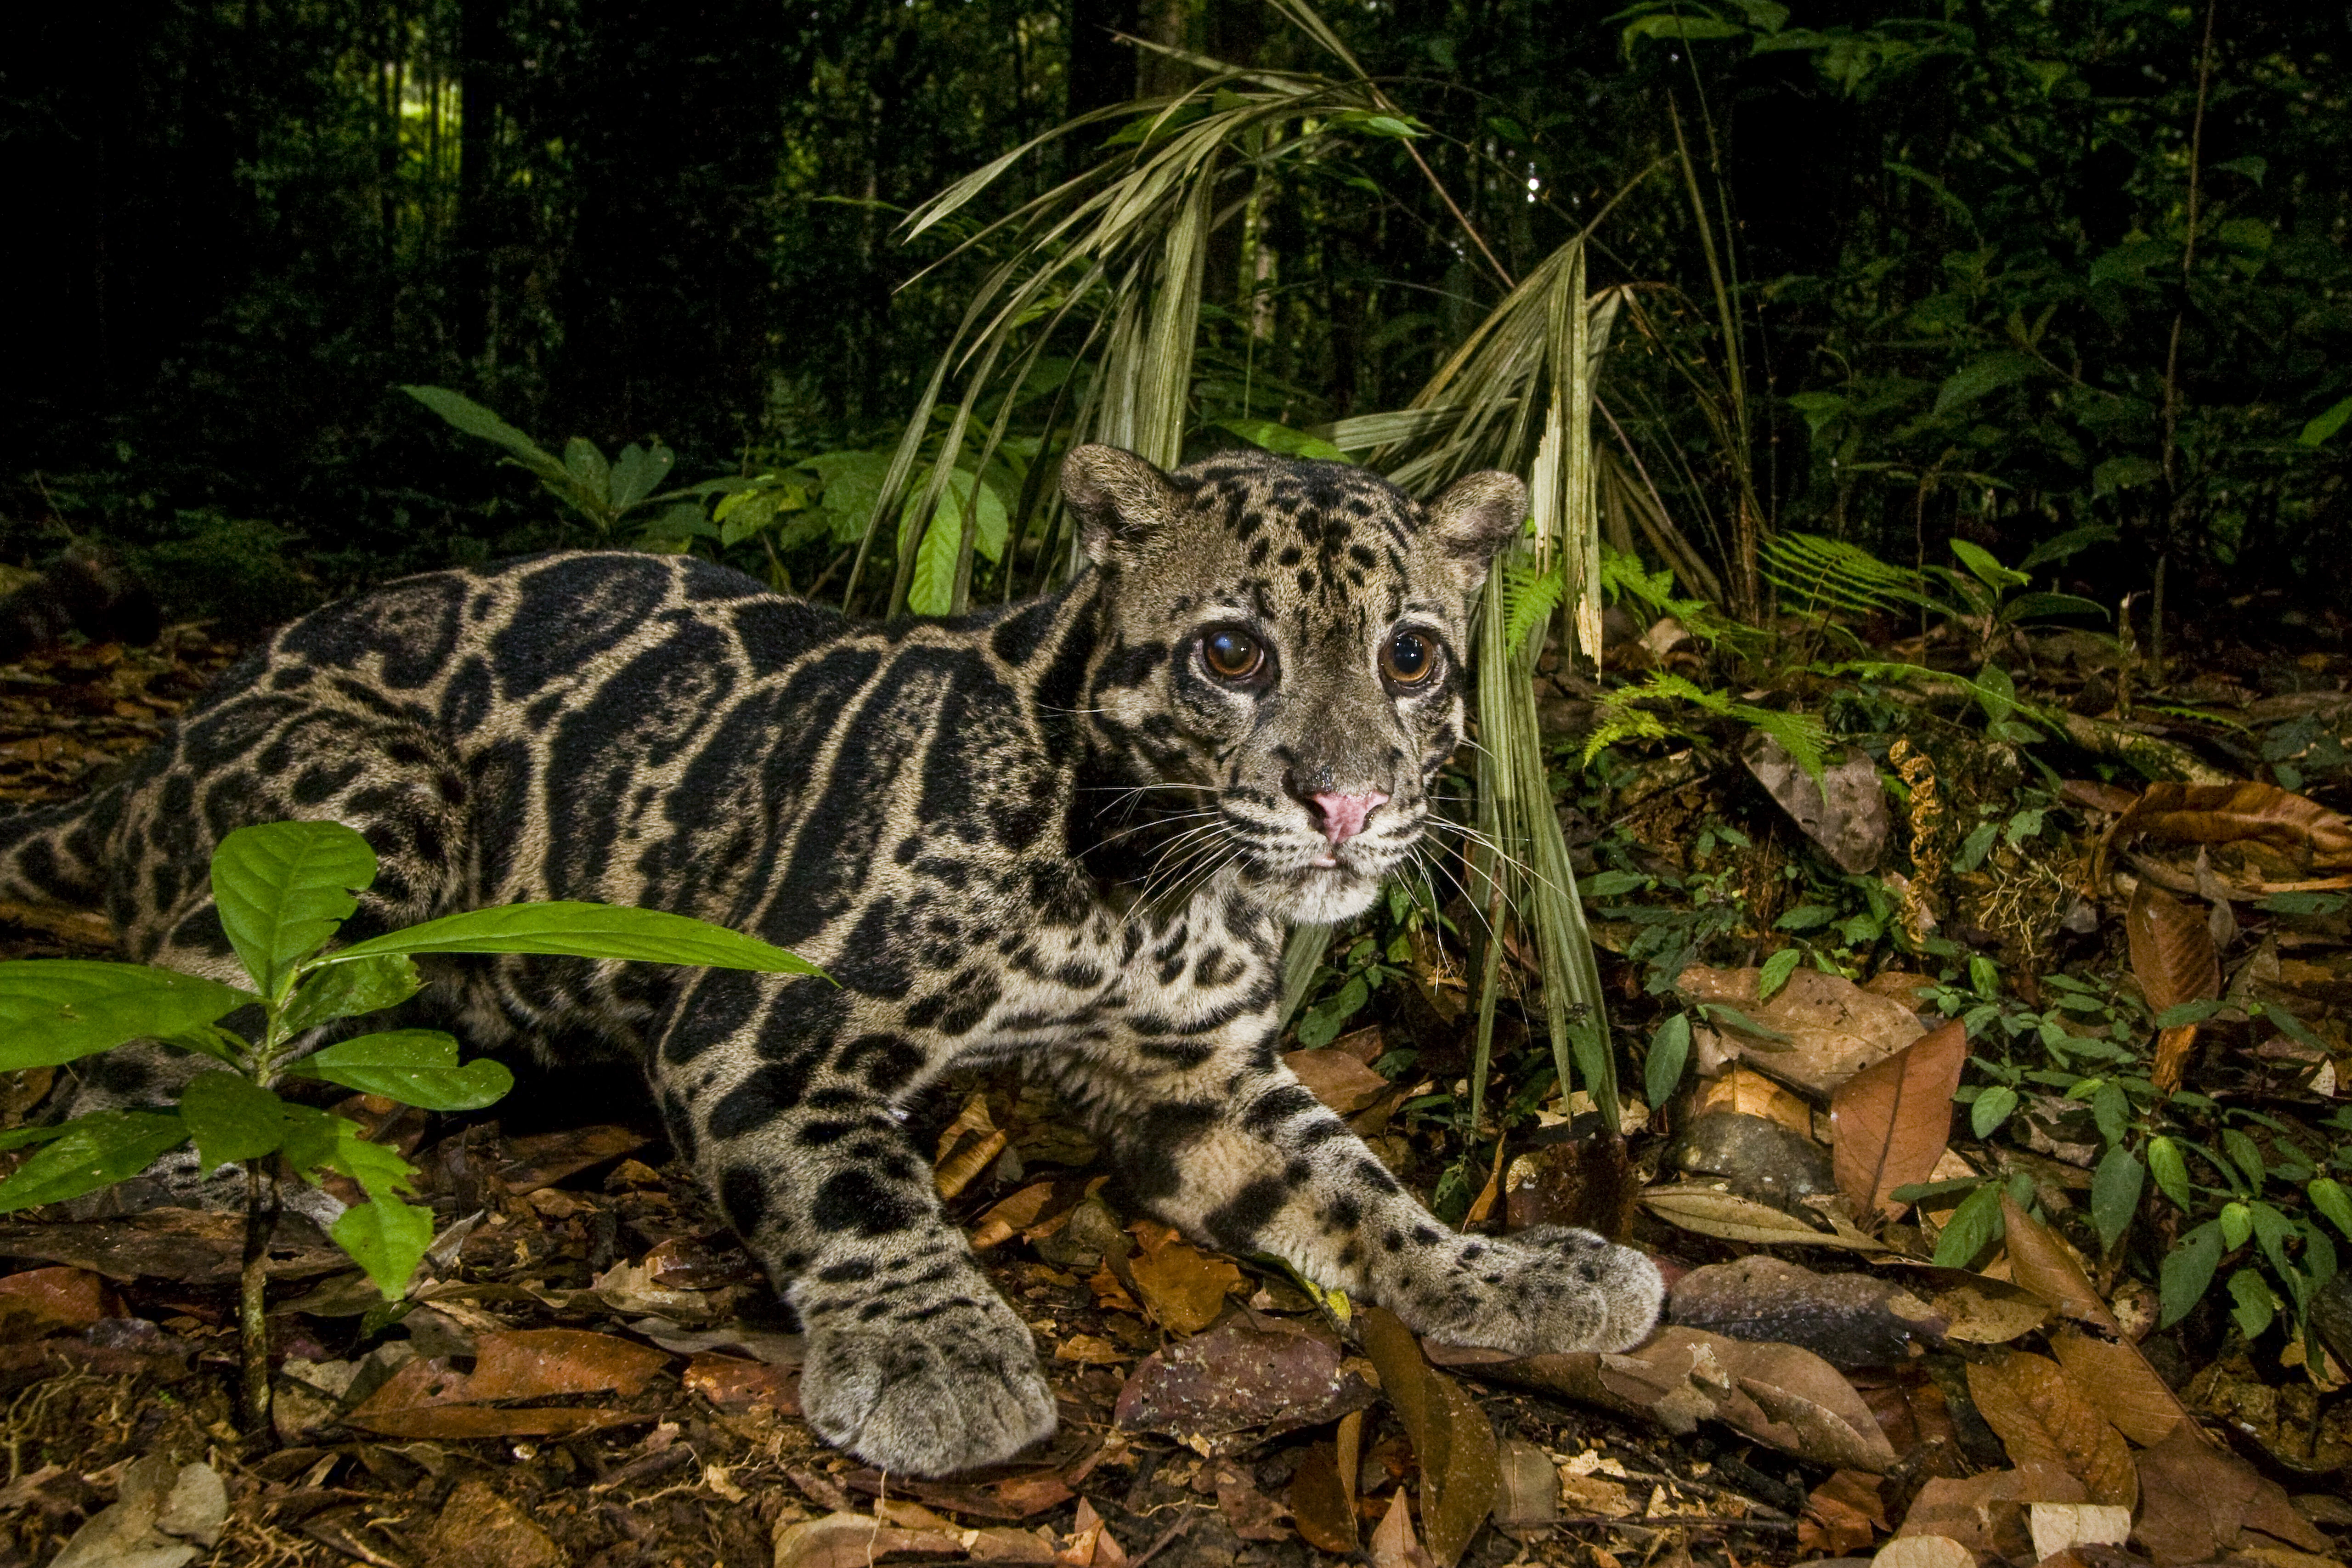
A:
[[2159, 0, 2219, 493], [1125, 1511, 1200, 1568]]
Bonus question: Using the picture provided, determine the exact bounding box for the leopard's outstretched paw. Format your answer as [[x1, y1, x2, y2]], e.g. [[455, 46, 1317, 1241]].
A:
[[801, 1295, 1057, 1476]]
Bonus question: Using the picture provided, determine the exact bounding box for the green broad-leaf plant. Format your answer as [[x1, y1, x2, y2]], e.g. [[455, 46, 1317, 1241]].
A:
[[0, 818, 820, 1432]]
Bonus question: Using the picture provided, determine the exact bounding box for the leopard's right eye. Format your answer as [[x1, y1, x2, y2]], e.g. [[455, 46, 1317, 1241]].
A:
[[1201, 628, 1266, 682]]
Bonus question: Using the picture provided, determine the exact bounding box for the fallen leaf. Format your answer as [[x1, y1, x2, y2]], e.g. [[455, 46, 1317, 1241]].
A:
[[1743, 736, 1892, 874], [1691, 1066, 1816, 1134], [2044, 1332, 2186, 1447], [1639, 1184, 1885, 1251], [1209, 1461, 1292, 1542], [970, 1528, 1059, 1563], [2030, 1503, 2133, 1559], [1125, 1238, 1245, 1336], [1114, 1317, 1376, 1453], [1491, 1439, 1558, 1530], [0, 1265, 112, 1339], [1285, 1047, 1394, 1115], [972, 1182, 1062, 1250], [495, 1124, 649, 1195], [1830, 1019, 1967, 1220], [1504, 1130, 1639, 1240], [1996, 1194, 2119, 1331], [0, 1207, 346, 1284], [1677, 964, 1928, 1094], [1923, 1276, 2053, 1344], [2130, 1418, 2328, 1564], [624, 1317, 803, 1367], [775, 1512, 964, 1568], [1896, 1463, 2085, 1557], [345, 1329, 670, 1438], [1557, 1472, 1635, 1518], [1664, 1111, 1838, 1210], [423, 1478, 565, 1568], [1871, 1535, 1977, 1568], [2110, 782, 2352, 872], [1359, 1308, 1498, 1568], [1367, 1491, 1434, 1568], [1473, 1326, 1897, 1472], [1667, 1256, 1944, 1367], [1055, 1334, 1127, 1365], [1965, 1350, 2135, 1507], [1289, 1443, 1358, 1553], [460, 1328, 670, 1400], [842, 1471, 1076, 1522], [1800, 1470, 1885, 1557], [682, 1352, 799, 1414], [2126, 880, 2219, 1018]]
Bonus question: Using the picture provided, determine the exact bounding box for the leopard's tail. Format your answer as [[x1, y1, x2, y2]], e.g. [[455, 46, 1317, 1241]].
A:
[[0, 786, 124, 911]]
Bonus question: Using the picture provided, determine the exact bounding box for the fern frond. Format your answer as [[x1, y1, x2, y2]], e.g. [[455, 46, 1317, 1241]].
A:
[[1760, 533, 1955, 620], [1501, 559, 1566, 651]]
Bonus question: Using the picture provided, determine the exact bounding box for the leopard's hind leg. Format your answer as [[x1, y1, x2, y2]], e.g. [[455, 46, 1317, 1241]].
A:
[[55, 693, 476, 1216]]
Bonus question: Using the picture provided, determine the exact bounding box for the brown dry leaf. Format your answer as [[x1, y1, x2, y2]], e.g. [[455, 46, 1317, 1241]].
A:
[[1637, 1185, 1884, 1251], [424, 1477, 566, 1568], [1504, 1131, 1639, 1240], [1209, 1461, 1292, 1542], [1054, 1334, 1127, 1365], [346, 1329, 670, 1438], [1872, 1536, 1976, 1568], [1491, 1439, 1557, 1530], [1289, 1443, 1358, 1554], [2126, 880, 2220, 1016], [843, 1470, 1077, 1522], [2062, 780, 2142, 815], [775, 1513, 965, 1568], [1368, 1492, 1435, 1568], [1965, 1350, 2136, 1507], [1896, 1463, 2085, 1557], [2130, 1419, 2329, 1565], [1691, 1066, 1815, 1135], [1667, 1255, 1944, 1368], [1285, 1047, 1393, 1115], [2045, 1331, 2187, 1447], [971, 1181, 1061, 1250], [1125, 1236, 1244, 1336], [1799, 1470, 1886, 1557], [682, 1352, 799, 1414], [0, 1266, 111, 1339], [1830, 1018, 1967, 1220], [1086, 1262, 1141, 1315], [1743, 736, 1892, 874], [1926, 1276, 2054, 1344], [0, 1207, 348, 1284], [496, 1125, 649, 1195], [2029, 1502, 2133, 1559], [1997, 1194, 2119, 1331], [1358, 1308, 1499, 1568], [2113, 781, 2352, 872], [1114, 1315, 1376, 1453], [1678, 964, 1928, 1093]]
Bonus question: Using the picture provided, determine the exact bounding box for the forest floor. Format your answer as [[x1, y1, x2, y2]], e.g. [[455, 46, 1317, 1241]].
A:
[[0, 606, 2349, 1568]]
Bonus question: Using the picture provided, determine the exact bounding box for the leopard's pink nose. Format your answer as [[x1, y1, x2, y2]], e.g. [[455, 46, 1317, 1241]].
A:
[[1310, 791, 1389, 846]]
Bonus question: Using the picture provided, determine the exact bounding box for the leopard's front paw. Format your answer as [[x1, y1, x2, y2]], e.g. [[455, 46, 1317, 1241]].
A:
[[801, 1294, 1058, 1476], [1404, 1227, 1662, 1355]]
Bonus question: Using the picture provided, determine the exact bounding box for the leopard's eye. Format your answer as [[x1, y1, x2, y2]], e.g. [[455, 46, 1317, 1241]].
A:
[[1202, 628, 1266, 681], [1383, 630, 1435, 686]]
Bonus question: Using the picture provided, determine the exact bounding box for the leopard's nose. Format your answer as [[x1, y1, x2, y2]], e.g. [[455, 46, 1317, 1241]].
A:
[[1309, 791, 1389, 846]]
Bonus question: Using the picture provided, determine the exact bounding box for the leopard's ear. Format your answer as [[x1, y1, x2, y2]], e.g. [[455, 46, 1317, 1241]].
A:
[[1062, 444, 1181, 567], [1425, 470, 1529, 589]]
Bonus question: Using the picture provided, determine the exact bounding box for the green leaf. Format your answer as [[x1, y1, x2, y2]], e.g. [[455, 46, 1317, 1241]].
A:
[[1933, 1182, 2007, 1267], [325, 902, 825, 977], [1949, 538, 2029, 591], [2004, 592, 2109, 623], [2227, 1267, 2275, 1338], [2092, 454, 2162, 496], [278, 1105, 415, 1203], [1953, 821, 1999, 873], [901, 469, 1011, 614], [279, 953, 424, 1034], [2156, 999, 2225, 1029], [332, 1198, 436, 1300], [2159, 1221, 2224, 1327], [1214, 418, 1348, 462], [2091, 1144, 2143, 1252], [1758, 947, 1802, 1002], [210, 821, 378, 997], [181, 1072, 288, 1169], [0, 1125, 70, 1152], [1972, 1084, 2018, 1139], [286, 1030, 515, 1111], [2301, 396, 2352, 448], [2309, 1177, 2352, 1239], [2221, 1200, 2253, 1250], [2092, 1081, 2131, 1148], [607, 441, 676, 513], [0, 961, 253, 1071], [2224, 1126, 2267, 1191], [0, 1111, 188, 1213], [562, 437, 612, 506], [400, 386, 569, 484], [2149, 1136, 2192, 1209], [1934, 351, 2039, 415], [1645, 1013, 1691, 1109]]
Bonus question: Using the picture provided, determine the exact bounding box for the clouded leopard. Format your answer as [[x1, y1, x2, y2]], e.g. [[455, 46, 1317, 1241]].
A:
[[0, 445, 1663, 1476]]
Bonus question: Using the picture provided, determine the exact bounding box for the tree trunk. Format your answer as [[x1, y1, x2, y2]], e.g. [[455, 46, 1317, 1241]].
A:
[[454, 0, 506, 361]]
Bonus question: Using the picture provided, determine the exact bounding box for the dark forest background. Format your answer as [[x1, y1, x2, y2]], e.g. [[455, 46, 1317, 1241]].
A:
[[5, 0, 2348, 636]]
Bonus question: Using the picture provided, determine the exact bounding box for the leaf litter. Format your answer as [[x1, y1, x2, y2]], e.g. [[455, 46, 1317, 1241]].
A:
[[1, 619, 2351, 1568]]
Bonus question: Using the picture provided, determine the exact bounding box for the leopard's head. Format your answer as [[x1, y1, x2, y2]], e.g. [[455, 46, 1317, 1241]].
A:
[[1063, 443, 1525, 924]]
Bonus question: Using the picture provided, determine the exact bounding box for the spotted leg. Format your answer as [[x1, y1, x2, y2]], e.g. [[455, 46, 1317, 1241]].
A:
[[1054, 1025, 1663, 1355], [650, 970, 1057, 1477]]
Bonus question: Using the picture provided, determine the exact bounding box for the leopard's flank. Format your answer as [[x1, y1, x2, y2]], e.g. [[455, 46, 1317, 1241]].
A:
[[0, 446, 1662, 1475]]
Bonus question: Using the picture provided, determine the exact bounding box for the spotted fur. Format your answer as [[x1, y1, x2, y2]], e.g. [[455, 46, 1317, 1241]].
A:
[[0, 445, 1662, 1475]]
